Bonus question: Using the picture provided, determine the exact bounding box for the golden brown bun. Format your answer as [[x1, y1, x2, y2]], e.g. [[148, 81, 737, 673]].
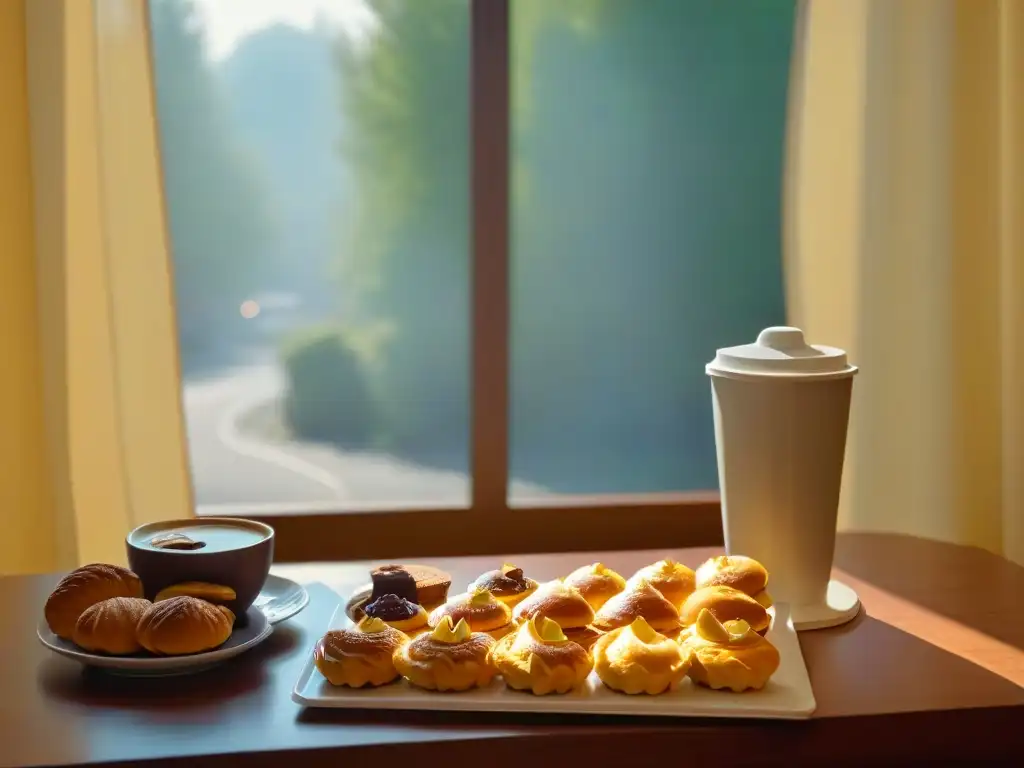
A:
[[694, 555, 769, 598], [490, 617, 592, 695], [592, 617, 691, 695], [314, 618, 409, 687], [592, 579, 681, 634], [680, 610, 780, 691], [562, 563, 626, 611], [680, 586, 771, 634], [512, 581, 595, 630], [627, 560, 696, 608], [469, 563, 539, 608], [428, 588, 513, 634], [44, 564, 144, 640], [71, 597, 151, 655], [393, 618, 497, 691], [154, 582, 236, 604], [136, 596, 235, 656]]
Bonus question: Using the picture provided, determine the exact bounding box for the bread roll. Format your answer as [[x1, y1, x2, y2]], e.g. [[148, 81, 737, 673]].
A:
[[680, 586, 771, 634], [154, 582, 236, 604], [627, 559, 696, 608], [563, 562, 626, 611], [512, 581, 595, 630], [44, 564, 143, 640], [72, 597, 151, 655], [592, 578, 681, 634], [136, 596, 235, 655], [694, 555, 769, 598]]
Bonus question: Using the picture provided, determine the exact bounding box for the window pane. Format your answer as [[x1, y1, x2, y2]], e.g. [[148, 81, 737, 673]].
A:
[[510, 0, 794, 497], [149, 0, 471, 509]]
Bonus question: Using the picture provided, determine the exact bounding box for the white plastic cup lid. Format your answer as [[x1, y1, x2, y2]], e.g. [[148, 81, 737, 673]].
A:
[[706, 326, 858, 380]]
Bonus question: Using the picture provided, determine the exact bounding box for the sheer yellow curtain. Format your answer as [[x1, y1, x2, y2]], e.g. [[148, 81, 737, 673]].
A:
[[0, 0, 192, 575], [787, 0, 1024, 565], [0, 0, 55, 575]]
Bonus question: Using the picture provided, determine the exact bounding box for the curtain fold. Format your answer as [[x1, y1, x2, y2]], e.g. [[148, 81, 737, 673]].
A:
[[0, 0, 193, 575], [787, 0, 1024, 565], [0, 0, 56, 575]]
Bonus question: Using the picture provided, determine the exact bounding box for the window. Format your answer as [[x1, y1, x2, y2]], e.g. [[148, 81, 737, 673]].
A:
[[145, 0, 795, 560]]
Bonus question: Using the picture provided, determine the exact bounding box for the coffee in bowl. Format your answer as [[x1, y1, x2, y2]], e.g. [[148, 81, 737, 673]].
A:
[[126, 518, 274, 619]]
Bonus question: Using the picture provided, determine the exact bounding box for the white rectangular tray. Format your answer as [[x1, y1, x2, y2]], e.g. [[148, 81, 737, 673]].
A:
[[292, 603, 816, 720]]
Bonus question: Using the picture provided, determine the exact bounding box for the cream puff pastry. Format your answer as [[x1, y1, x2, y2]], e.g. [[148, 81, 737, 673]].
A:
[[428, 587, 514, 639], [469, 563, 539, 608], [627, 559, 696, 609], [680, 609, 780, 692], [562, 562, 626, 611], [680, 586, 771, 635], [695, 555, 772, 608], [393, 616, 497, 691], [314, 616, 409, 687], [592, 617, 691, 695], [490, 615, 592, 695], [363, 594, 429, 635], [592, 578, 681, 637], [512, 581, 601, 649]]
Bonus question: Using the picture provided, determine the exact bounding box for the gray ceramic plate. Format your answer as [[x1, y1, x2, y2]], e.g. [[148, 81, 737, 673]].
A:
[[255, 574, 309, 624], [38, 606, 271, 677]]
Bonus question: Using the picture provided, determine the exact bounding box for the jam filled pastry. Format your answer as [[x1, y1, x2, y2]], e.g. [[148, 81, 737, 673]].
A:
[[694, 555, 773, 608], [562, 562, 627, 611], [592, 617, 691, 695], [512, 581, 601, 649], [468, 563, 540, 608], [362, 594, 429, 635], [489, 615, 592, 695], [314, 616, 409, 688], [393, 616, 497, 692], [369, 564, 452, 612], [680, 586, 771, 635], [428, 587, 514, 639], [626, 559, 696, 609], [680, 609, 781, 692]]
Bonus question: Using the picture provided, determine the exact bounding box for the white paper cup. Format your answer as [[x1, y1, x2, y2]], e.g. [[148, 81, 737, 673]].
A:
[[707, 327, 860, 630]]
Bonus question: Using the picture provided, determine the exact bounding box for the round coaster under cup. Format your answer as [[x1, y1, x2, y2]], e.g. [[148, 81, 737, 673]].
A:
[[790, 580, 861, 631]]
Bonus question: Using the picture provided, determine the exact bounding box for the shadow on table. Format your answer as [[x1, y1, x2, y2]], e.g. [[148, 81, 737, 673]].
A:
[[296, 614, 1024, 743], [834, 532, 1024, 652], [37, 623, 303, 715], [799, 611, 1024, 714]]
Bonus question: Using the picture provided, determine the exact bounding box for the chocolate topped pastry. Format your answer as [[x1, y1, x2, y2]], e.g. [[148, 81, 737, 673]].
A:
[[369, 566, 418, 603], [363, 593, 429, 634], [369, 564, 451, 611], [469, 563, 539, 608]]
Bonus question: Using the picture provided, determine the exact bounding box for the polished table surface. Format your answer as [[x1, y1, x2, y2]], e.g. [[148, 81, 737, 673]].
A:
[[2, 532, 1022, 767]]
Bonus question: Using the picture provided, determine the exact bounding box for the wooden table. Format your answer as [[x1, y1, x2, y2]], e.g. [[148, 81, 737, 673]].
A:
[[2, 533, 1022, 767]]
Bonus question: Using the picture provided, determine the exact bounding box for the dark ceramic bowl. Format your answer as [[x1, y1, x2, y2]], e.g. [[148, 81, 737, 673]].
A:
[[126, 518, 274, 618]]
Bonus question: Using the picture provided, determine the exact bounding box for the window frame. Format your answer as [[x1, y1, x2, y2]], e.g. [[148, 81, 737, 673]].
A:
[[149, 0, 722, 560]]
